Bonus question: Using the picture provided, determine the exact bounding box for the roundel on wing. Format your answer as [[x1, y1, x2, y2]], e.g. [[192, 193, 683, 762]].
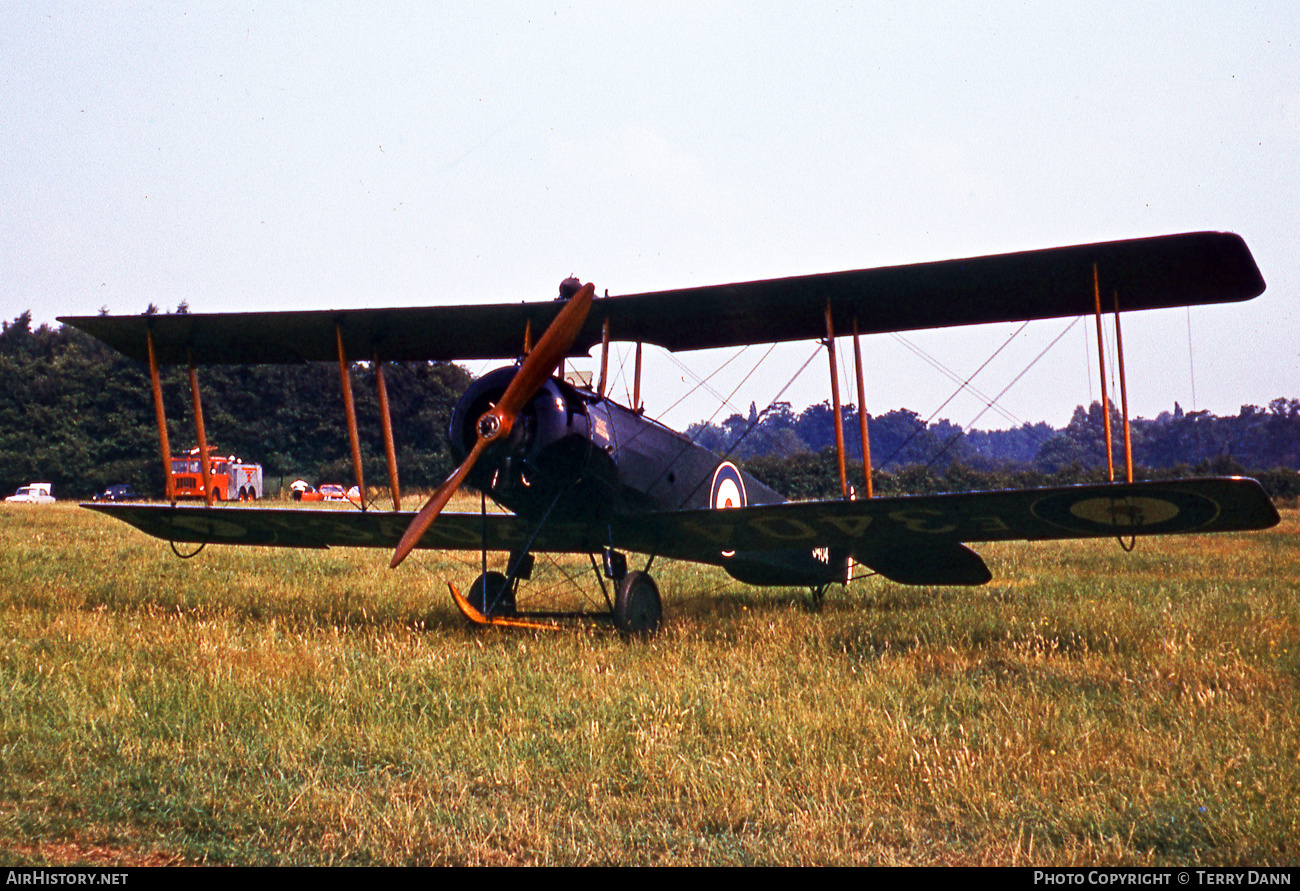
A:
[[1030, 488, 1219, 535], [710, 462, 747, 510]]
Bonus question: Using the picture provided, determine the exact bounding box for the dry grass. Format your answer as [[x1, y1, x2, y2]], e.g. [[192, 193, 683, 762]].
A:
[[0, 503, 1296, 865]]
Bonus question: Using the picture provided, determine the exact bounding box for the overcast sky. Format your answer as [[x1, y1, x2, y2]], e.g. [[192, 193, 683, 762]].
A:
[[3, 2, 1295, 432]]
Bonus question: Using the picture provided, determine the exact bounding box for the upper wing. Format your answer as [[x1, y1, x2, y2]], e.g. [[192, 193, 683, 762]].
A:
[[60, 232, 1263, 364], [599, 230, 1264, 354]]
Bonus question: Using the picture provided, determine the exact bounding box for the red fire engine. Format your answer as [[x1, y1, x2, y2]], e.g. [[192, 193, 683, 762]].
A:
[[171, 447, 263, 501]]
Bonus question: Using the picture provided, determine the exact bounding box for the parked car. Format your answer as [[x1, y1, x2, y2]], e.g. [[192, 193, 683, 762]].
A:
[[92, 484, 139, 502], [289, 480, 349, 503], [6, 482, 54, 504]]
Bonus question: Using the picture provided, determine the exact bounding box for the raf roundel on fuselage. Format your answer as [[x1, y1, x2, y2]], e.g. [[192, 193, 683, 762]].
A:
[[710, 462, 747, 510]]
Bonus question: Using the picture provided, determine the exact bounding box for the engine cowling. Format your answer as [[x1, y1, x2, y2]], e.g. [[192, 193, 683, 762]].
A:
[[448, 366, 617, 522]]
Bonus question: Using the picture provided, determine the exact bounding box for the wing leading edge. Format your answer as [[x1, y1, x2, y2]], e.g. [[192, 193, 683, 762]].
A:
[[61, 232, 1263, 365]]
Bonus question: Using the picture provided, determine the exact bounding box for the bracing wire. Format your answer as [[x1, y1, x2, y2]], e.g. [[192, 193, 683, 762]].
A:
[[718, 344, 824, 461], [892, 331, 1037, 430], [877, 321, 1053, 469], [676, 344, 778, 437], [920, 317, 1082, 471], [1084, 319, 1094, 409], [671, 342, 824, 509], [657, 345, 756, 419], [617, 341, 792, 507], [1107, 307, 1120, 470], [896, 321, 1034, 430]]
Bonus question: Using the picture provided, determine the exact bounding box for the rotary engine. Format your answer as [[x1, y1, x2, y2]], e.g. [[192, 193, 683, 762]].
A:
[[448, 366, 616, 521]]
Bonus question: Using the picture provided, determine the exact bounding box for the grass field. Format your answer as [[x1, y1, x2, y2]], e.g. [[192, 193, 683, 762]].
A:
[[0, 501, 1296, 865]]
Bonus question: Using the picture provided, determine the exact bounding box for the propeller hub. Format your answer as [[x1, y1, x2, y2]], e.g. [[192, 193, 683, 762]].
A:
[[477, 413, 502, 441]]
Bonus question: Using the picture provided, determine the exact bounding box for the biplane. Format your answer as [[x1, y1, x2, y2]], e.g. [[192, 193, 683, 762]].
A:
[[60, 231, 1280, 636]]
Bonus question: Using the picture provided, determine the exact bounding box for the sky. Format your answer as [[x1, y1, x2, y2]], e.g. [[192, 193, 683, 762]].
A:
[[3, 2, 1296, 434]]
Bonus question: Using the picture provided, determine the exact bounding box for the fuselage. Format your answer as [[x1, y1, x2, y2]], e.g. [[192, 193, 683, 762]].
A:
[[449, 366, 845, 586], [449, 366, 783, 519]]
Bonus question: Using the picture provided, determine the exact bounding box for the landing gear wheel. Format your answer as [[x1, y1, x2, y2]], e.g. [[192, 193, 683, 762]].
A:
[[614, 571, 661, 637], [467, 571, 516, 618]]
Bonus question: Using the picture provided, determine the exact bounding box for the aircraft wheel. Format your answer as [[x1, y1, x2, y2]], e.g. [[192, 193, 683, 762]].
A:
[[614, 571, 661, 637], [467, 571, 516, 618]]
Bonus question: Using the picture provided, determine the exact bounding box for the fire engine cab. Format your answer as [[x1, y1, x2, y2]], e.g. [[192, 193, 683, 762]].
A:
[[171, 447, 263, 501]]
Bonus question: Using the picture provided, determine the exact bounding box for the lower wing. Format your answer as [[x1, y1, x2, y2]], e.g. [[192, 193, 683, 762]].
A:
[[613, 477, 1280, 585], [84, 503, 602, 553], [86, 477, 1278, 586]]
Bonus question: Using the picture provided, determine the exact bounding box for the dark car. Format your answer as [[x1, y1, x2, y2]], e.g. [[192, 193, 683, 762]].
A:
[[92, 484, 139, 502]]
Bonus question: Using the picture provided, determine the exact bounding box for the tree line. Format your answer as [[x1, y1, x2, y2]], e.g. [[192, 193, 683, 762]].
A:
[[689, 397, 1300, 503], [1, 311, 1296, 502]]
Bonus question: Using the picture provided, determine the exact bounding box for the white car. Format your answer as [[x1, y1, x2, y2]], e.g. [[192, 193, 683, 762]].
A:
[[6, 482, 54, 504]]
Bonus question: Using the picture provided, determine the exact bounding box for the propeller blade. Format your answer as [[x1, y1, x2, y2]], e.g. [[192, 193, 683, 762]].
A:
[[389, 282, 595, 569], [496, 282, 594, 420], [389, 436, 488, 568]]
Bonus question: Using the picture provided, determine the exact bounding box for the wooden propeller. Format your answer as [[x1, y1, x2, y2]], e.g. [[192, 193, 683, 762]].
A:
[[390, 283, 595, 568]]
